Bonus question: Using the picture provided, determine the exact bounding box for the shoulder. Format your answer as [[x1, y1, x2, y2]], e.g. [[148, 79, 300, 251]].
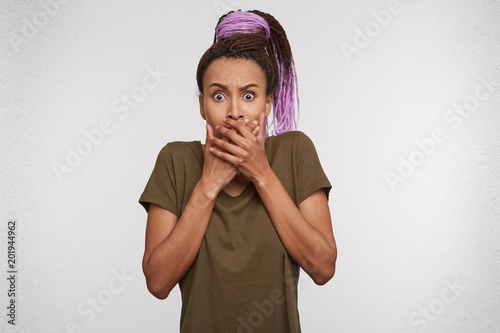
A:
[[266, 130, 315, 150], [158, 140, 200, 158]]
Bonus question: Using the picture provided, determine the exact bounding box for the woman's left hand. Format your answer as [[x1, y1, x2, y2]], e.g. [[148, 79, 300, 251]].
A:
[[210, 112, 271, 183]]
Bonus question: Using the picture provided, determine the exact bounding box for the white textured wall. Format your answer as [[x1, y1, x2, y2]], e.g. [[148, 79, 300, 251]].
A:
[[1, 0, 499, 332]]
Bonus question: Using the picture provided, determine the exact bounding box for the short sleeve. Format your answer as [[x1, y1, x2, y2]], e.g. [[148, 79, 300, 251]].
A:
[[295, 132, 332, 204], [138, 144, 178, 215]]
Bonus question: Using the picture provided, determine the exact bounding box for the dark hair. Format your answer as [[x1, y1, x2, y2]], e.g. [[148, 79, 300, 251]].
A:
[[196, 10, 299, 135]]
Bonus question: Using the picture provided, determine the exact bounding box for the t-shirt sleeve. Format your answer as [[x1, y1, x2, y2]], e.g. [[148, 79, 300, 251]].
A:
[[138, 144, 178, 215], [295, 132, 332, 204]]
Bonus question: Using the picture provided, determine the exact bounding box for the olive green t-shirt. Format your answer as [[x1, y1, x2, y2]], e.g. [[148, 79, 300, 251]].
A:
[[139, 130, 331, 333]]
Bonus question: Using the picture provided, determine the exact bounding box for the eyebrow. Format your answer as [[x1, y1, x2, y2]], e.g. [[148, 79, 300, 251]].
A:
[[209, 83, 259, 90]]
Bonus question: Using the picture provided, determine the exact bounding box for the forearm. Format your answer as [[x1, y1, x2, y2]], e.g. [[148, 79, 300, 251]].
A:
[[254, 168, 336, 285], [144, 179, 218, 298]]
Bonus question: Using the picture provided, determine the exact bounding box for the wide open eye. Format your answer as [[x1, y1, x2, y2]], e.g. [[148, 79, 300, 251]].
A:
[[243, 93, 255, 101], [213, 93, 225, 101]]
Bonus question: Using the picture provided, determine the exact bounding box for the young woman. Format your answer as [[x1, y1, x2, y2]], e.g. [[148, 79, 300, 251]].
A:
[[139, 10, 337, 332]]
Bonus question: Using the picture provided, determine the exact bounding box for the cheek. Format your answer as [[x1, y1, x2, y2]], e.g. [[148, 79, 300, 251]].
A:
[[247, 99, 267, 114], [205, 106, 224, 125]]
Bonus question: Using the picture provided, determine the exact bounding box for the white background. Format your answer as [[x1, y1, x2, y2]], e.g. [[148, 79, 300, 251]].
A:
[[1, 0, 499, 332]]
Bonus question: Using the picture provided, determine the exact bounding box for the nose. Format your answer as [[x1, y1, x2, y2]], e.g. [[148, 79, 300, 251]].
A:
[[228, 98, 243, 120]]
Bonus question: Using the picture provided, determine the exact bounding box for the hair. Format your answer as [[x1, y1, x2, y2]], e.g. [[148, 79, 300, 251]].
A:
[[196, 10, 299, 137]]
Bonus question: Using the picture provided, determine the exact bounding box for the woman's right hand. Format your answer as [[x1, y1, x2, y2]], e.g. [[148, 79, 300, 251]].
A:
[[200, 119, 260, 197]]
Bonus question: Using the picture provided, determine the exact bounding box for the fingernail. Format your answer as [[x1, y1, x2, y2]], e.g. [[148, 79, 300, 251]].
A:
[[252, 120, 258, 125], [223, 118, 227, 123], [244, 118, 249, 124], [215, 125, 220, 130]]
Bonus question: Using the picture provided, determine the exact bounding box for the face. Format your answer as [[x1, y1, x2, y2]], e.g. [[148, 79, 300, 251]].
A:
[[199, 57, 273, 139]]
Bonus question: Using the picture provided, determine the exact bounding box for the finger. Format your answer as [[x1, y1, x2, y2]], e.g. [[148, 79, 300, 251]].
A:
[[212, 134, 246, 157], [216, 118, 259, 146], [219, 126, 248, 149], [224, 117, 251, 135], [245, 119, 256, 132], [208, 124, 231, 152], [223, 117, 253, 141], [218, 119, 260, 148], [205, 125, 218, 157], [215, 122, 239, 143], [221, 133, 231, 143], [207, 123, 236, 146], [211, 125, 239, 156], [219, 117, 245, 132], [231, 118, 259, 137], [234, 117, 258, 135], [248, 124, 260, 137], [250, 119, 260, 136], [209, 141, 241, 165], [216, 124, 242, 145], [206, 124, 225, 157], [257, 112, 266, 142], [220, 117, 256, 140], [206, 124, 213, 148]]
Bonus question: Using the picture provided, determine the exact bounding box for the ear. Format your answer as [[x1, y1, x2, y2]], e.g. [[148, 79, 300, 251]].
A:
[[264, 94, 273, 118], [199, 94, 206, 121]]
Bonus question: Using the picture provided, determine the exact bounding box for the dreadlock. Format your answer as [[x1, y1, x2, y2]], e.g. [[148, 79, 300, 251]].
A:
[[196, 10, 299, 137]]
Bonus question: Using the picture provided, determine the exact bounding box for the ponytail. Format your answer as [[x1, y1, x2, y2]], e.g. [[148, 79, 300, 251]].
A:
[[196, 10, 299, 137]]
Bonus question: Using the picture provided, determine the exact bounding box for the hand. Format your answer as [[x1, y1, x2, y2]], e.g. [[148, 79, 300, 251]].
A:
[[199, 124, 239, 197], [217, 117, 261, 144], [210, 112, 271, 183], [200, 119, 261, 196]]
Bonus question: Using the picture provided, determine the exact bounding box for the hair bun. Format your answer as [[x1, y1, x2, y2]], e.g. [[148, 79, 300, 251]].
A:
[[215, 11, 271, 42]]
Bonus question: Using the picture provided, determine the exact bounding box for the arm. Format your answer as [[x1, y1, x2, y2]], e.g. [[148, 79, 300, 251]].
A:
[[142, 180, 217, 300], [142, 122, 260, 299], [210, 114, 337, 285], [254, 176, 337, 285]]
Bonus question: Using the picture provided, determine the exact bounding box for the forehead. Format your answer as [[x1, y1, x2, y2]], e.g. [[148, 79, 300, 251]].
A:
[[203, 57, 266, 88]]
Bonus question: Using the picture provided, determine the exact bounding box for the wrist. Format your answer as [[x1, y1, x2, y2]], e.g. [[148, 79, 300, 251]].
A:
[[196, 177, 220, 201], [253, 165, 276, 191]]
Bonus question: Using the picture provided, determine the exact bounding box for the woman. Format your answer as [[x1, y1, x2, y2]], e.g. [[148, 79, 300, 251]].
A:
[[139, 10, 337, 332]]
